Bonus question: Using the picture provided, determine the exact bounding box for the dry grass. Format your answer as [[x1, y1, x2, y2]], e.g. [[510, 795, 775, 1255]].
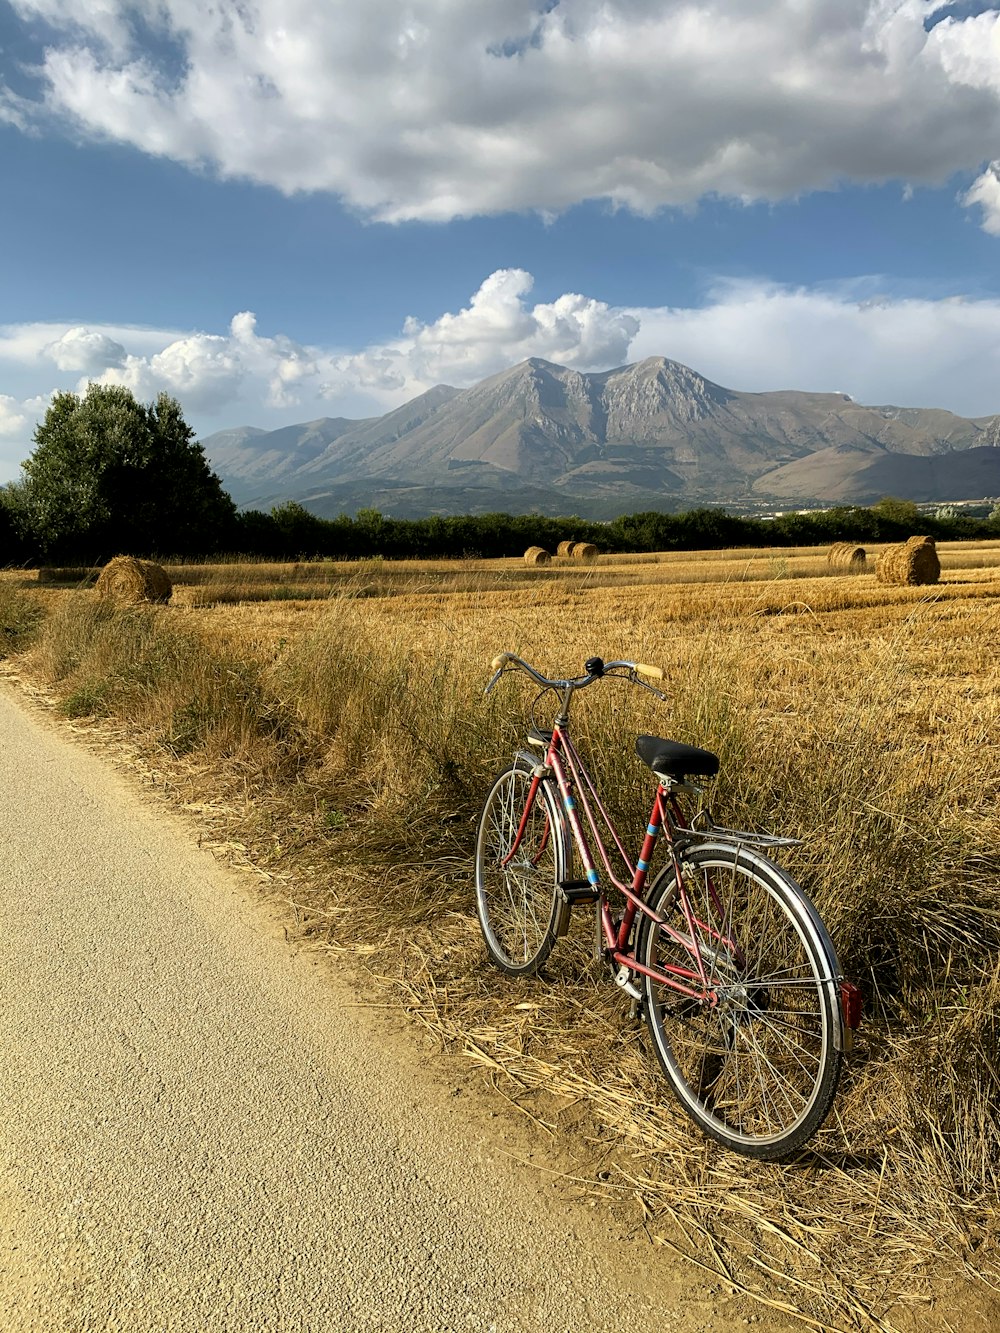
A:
[[0, 575, 44, 656], [10, 544, 1000, 1329]]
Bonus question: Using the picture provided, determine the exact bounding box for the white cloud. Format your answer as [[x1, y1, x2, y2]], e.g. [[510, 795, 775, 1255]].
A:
[[626, 277, 1000, 411], [0, 319, 181, 365], [44, 326, 126, 373], [0, 86, 29, 130], [0, 396, 27, 438], [962, 161, 1000, 235], [335, 269, 639, 396], [97, 335, 245, 413], [3, 269, 1000, 485], [1, 313, 320, 418], [4, 1, 1000, 226]]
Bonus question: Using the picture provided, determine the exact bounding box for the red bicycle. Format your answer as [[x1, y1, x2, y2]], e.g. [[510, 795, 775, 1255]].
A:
[[476, 653, 861, 1159]]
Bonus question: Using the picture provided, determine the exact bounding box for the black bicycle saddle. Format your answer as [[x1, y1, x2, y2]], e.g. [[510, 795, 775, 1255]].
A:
[[635, 735, 720, 782]]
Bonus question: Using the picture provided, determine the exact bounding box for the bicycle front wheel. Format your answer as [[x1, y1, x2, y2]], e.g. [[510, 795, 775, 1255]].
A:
[[639, 844, 843, 1159], [475, 763, 567, 976]]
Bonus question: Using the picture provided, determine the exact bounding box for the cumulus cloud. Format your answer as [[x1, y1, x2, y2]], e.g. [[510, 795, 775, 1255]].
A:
[[4, 268, 1000, 482], [44, 326, 127, 373], [7, 274, 633, 423], [3, 1, 1000, 226], [74, 313, 323, 413], [0, 319, 180, 365], [335, 270, 639, 396], [0, 396, 28, 438]]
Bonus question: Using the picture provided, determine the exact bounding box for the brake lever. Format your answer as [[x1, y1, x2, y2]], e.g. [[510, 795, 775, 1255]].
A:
[[637, 677, 669, 703], [483, 668, 504, 697], [610, 667, 668, 703]]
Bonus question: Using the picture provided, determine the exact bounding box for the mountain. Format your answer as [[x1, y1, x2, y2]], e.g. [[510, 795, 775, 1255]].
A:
[[205, 418, 363, 501], [202, 357, 1000, 516], [208, 384, 461, 504]]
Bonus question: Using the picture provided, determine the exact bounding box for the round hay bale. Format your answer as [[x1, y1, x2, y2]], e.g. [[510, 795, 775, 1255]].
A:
[[523, 546, 552, 567], [96, 556, 173, 604], [556, 540, 576, 558], [875, 536, 940, 587], [827, 543, 867, 570], [571, 542, 599, 562]]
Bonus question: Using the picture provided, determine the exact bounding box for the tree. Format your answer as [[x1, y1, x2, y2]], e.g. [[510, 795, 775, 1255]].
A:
[[9, 385, 236, 560], [270, 501, 331, 556], [0, 487, 30, 565], [871, 496, 921, 538]]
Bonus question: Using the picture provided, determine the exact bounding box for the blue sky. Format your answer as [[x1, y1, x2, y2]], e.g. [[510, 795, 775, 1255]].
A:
[[2, 0, 1000, 483]]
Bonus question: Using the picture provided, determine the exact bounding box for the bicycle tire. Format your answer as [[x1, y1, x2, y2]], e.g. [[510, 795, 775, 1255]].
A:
[[638, 843, 842, 1159], [475, 762, 567, 976]]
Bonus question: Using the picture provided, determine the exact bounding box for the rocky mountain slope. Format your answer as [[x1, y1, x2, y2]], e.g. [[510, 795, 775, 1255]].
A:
[[204, 357, 1000, 516]]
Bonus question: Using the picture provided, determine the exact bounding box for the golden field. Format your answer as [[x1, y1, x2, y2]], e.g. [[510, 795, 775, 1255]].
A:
[[3, 539, 1000, 1330]]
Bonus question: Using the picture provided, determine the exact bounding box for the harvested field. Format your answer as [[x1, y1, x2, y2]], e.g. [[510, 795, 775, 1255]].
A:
[[6, 539, 1000, 1330], [8, 541, 983, 609], [37, 566, 100, 585]]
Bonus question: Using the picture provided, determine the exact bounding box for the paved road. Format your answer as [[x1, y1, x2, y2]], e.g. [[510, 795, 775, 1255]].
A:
[[0, 681, 742, 1333]]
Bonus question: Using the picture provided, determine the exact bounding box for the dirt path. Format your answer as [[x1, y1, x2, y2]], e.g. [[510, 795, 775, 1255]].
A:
[[0, 680, 801, 1333]]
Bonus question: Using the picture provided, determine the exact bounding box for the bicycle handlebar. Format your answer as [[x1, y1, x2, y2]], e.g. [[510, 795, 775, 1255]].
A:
[[484, 651, 667, 701]]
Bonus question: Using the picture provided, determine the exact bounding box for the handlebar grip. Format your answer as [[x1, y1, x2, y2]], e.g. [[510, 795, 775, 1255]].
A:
[[635, 662, 664, 682], [491, 653, 510, 672]]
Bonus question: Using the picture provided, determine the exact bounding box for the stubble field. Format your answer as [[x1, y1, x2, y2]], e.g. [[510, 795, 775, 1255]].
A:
[[3, 539, 1000, 1330]]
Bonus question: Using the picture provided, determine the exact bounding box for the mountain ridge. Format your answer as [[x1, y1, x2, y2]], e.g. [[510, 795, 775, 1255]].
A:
[[203, 356, 1000, 517]]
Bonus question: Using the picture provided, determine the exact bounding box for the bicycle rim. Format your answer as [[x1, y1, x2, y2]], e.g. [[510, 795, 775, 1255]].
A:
[[475, 765, 565, 975], [641, 846, 842, 1158]]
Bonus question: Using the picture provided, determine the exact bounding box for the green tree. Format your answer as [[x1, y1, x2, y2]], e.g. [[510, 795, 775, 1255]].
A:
[[871, 496, 921, 537], [270, 501, 331, 556], [0, 487, 29, 565], [10, 385, 236, 560]]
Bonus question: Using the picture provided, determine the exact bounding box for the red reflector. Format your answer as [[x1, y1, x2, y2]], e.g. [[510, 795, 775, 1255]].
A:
[[841, 981, 863, 1029]]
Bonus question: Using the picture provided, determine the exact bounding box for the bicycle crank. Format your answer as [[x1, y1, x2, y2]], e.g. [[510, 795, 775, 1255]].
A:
[[613, 963, 643, 1002]]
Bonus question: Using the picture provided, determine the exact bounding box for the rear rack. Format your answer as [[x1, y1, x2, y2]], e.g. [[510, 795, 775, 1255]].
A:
[[684, 810, 803, 850]]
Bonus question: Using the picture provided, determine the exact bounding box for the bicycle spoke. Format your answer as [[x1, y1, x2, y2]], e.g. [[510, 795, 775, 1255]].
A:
[[475, 766, 563, 975], [642, 849, 840, 1157]]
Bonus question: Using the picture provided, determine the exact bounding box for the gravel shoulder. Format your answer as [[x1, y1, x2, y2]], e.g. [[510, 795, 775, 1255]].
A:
[[0, 678, 793, 1333]]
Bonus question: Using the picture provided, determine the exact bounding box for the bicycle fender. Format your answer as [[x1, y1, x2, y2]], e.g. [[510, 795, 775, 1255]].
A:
[[513, 748, 542, 771]]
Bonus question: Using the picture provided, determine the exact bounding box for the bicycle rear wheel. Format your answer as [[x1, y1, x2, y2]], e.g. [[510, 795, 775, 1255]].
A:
[[639, 844, 843, 1159], [475, 763, 567, 976]]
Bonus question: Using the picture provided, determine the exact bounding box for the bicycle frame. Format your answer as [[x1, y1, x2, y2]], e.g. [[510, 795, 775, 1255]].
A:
[[513, 722, 742, 1005]]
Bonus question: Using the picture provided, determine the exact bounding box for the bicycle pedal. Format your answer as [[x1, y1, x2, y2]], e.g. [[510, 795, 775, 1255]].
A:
[[557, 879, 600, 905], [614, 964, 643, 1002]]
